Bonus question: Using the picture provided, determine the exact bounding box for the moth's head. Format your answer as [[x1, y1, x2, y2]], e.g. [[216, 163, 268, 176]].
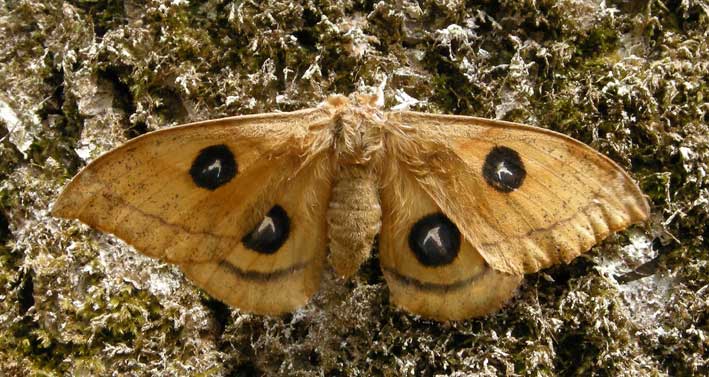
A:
[[324, 93, 383, 110], [353, 93, 382, 108], [325, 94, 351, 109]]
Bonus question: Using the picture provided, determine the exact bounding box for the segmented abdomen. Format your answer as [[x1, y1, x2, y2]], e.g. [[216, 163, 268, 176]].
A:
[[326, 166, 381, 278]]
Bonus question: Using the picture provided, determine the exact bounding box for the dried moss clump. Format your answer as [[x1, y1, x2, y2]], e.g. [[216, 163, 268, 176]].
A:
[[1, 0, 707, 375]]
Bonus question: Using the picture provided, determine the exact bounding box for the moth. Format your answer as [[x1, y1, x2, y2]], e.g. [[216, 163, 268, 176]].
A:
[[53, 94, 649, 321]]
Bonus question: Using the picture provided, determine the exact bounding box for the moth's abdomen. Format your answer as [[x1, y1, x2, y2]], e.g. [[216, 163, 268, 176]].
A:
[[327, 166, 381, 279]]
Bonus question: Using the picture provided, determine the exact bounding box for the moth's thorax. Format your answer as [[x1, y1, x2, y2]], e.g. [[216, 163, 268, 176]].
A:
[[325, 94, 386, 166]]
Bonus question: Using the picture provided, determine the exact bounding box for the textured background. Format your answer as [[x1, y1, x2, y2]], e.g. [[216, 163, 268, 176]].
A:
[[1, 0, 708, 375]]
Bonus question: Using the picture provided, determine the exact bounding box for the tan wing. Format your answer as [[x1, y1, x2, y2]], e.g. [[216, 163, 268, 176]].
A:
[[379, 164, 522, 321], [53, 108, 334, 314], [181, 153, 332, 314], [385, 112, 650, 276]]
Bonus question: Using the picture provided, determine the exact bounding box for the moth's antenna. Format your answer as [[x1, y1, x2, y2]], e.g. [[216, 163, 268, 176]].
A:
[[375, 74, 387, 108]]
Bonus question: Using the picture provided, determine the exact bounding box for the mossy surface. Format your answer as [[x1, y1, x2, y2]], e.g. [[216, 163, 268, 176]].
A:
[[1, 0, 708, 375]]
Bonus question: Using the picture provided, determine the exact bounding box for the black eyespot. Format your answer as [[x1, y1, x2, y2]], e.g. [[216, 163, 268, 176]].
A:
[[482, 146, 526, 193], [190, 144, 237, 190], [242, 205, 290, 254], [408, 213, 461, 267]]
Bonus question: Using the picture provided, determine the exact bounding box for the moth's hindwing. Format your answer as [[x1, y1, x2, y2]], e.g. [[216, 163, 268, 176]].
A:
[[379, 164, 523, 321]]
